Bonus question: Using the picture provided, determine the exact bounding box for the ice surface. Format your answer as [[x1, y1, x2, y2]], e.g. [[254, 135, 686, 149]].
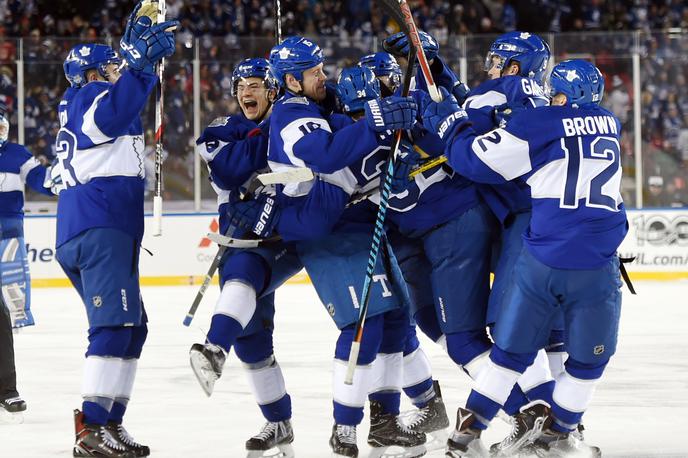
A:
[[2, 281, 687, 457]]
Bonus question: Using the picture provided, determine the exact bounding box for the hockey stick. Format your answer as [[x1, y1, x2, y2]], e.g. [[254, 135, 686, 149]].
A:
[[343, 0, 423, 385], [243, 167, 314, 197], [151, 0, 167, 236], [274, 0, 282, 44]]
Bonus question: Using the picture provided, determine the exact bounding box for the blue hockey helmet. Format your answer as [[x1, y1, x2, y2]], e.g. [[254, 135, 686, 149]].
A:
[[548, 59, 605, 108], [0, 112, 8, 147], [336, 66, 381, 114], [231, 58, 278, 97], [268, 36, 324, 86], [358, 52, 402, 92], [485, 31, 550, 83], [63, 43, 122, 88]]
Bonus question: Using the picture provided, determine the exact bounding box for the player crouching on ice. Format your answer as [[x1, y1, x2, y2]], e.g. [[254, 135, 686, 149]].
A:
[[419, 59, 623, 457], [54, 2, 177, 456], [190, 57, 303, 458]]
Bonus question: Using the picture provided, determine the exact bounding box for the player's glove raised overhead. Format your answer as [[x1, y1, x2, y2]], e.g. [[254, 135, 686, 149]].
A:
[[364, 96, 417, 132], [383, 30, 439, 62], [390, 139, 423, 194], [422, 87, 471, 142], [120, 11, 178, 74], [228, 192, 281, 239]]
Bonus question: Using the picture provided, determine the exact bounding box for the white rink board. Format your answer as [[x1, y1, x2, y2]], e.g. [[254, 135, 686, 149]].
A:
[[3, 282, 687, 457], [21, 209, 688, 284]]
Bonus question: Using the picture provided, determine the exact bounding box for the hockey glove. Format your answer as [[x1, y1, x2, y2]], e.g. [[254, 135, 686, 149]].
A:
[[44, 160, 65, 195], [422, 87, 470, 142], [452, 80, 471, 106], [390, 140, 422, 194], [383, 30, 439, 62], [120, 15, 178, 74], [492, 103, 526, 128], [228, 192, 281, 239], [365, 96, 417, 132]]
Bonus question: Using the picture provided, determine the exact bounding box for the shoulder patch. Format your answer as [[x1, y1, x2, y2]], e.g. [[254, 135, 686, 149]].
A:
[[209, 116, 230, 127], [283, 97, 309, 106]]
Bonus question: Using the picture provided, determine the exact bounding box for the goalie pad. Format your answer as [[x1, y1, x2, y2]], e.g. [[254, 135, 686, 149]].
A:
[[0, 237, 34, 328]]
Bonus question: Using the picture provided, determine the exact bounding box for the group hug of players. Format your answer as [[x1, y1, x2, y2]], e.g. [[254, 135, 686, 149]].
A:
[[21, 1, 627, 457]]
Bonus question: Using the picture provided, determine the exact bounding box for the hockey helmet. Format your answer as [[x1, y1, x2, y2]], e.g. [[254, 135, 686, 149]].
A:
[[485, 32, 550, 84], [548, 59, 605, 108], [63, 43, 122, 88]]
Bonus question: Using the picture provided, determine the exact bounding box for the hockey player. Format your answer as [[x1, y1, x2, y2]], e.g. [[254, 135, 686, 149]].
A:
[[0, 111, 59, 418], [189, 57, 302, 458], [358, 52, 403, 97], [54, 5, 177, 456], [228, 36, 424, 458], [422, 59, 623, 457]]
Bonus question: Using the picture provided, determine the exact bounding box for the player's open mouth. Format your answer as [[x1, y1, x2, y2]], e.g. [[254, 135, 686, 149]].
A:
[[243, 100, 258, 108]]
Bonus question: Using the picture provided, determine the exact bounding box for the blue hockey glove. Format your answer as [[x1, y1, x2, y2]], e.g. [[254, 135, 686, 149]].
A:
[[120, 15, 178, 73], [422, 87, 470, 141], [492, 103, 526, 128], [390, 140, 422, 194], [365, 96, 417, 132], [383, 30, 439, 62], [228, 192, 281, 238], [452, 80, 470, 106]]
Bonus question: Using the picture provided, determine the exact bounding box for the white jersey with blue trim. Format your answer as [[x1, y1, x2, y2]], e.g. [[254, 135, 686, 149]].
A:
[[54, 70, 158, 247], [0, 142, 52, 219], [448, 104, 628, 269]]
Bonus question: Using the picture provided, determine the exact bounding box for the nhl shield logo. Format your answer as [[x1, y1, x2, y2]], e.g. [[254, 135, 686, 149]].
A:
[[593, 344, 605, 355], [326, 303, 335, 317], [92, 296, 103, 307]]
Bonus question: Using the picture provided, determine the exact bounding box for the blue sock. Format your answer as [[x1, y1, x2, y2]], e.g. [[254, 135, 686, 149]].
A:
[[258, 394, 292, 422], [206, 314, 243, 353], [526, 380, 555, 407], [333, 401, 364, 426], [83, 401, 109, 426], [466, 390, 500, 430], [403, 377, 434, 408], [107, 401, 127, 424], [502, 384, 529, 416], [369, 391, 401, 416]]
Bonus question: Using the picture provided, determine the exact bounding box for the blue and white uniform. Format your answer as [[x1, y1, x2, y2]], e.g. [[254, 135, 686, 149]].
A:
[[446, 101, 627, 434], [0, 140, 54, 328]]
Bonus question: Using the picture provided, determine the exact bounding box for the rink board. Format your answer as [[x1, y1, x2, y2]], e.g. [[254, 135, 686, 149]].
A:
[[22, 209, 688, 286]]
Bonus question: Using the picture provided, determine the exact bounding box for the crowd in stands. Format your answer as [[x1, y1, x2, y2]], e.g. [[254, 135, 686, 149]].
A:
[[1, 0, 687, 206]]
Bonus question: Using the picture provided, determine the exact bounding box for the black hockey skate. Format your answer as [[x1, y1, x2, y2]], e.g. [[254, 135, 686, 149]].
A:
[[530, 426, 602, 458], [402, 380, 449, 452], [445, 408, 488, 458], [0, 395, 26, 424], [490, 400, 551, 457], [105, 422, 150, 457], [245, 419, 295, 458], [329, 423, 358, 457], [73, 410, 134, 457], [189, 342, 227, 396], [368, 400, 426, 458]]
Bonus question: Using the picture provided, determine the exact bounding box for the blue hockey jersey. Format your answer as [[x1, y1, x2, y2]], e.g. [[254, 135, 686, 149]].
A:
[[54, 70, 158, 247], [196, 113, 269, 236], [446, 104, 628, 269], [0, 142, 53, 220], [463, 75, 549, 224]]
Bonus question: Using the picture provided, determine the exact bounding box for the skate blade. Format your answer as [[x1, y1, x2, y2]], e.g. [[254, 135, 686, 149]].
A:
[[0, 409, 24, 424], [189, 351, 217, 397], [246, 443, 295, 458], [368, 444, 426, 458]]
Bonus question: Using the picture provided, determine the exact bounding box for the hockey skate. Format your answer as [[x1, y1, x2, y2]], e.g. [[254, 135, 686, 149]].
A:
[[368, 401, 426, 458], [402, 380, 450, 452], [245, 419, 295, 458], [72, 410, 134, 457], [105, 422, 150, 457], [530, 427, 601, 458], [490, 400, 551, 457], [189, 342, 227, 396], [329, 423, 358, 457], [445, 408, 488, 458], [0, 395, 26, 424]]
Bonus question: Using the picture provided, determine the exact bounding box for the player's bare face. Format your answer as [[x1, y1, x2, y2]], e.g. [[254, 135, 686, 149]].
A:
[[486, 55, 505, 80], [104, 63, 121, 84], [551, 93, 567, 106], [301, 64, 327, 101], [237, 77, 272, 121]]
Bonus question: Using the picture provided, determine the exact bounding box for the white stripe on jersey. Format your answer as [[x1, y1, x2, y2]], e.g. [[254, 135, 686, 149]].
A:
[[280, 117, 332, 168], [464, 90, 507, 109], [472, 128, 531, 181], [19, 156, 41, 182], [65, 133, 145, 185], [0, 172, 24, 193], [82, 90, 113, 145], [197, 138, 229, 163]]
